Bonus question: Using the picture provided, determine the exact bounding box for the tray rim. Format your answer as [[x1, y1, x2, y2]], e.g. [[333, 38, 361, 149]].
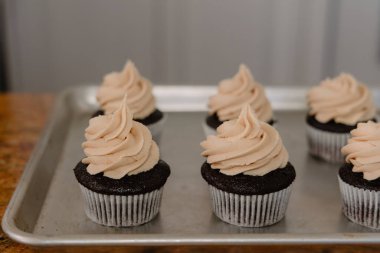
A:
[[2, 85, 380, 246], [4, 232, 380, 246]]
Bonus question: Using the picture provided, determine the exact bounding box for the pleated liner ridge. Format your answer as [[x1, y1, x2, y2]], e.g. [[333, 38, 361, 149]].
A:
[[147, 113, 167, 145], [79, 185, 163, 227], [306, 124, 350, 163], [338, 177, 380, 229], [208, 183, 293, 227], [202, 121, 277, 138]]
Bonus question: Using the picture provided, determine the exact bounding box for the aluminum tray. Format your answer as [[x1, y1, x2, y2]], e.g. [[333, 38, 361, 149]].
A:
[[3, 85, 380, 246]]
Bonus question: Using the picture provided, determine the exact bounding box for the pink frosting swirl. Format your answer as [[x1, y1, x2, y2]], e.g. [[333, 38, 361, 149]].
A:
[[208, 64, 273, 122], [307, 73, 376, 125], [341, 121, 380, 181], [201, 104, 288, 176], [96, 60, 156, 119], [82, 95, 159, 179]]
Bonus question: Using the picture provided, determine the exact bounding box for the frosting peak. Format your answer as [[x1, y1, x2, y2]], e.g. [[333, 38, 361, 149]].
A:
[[208, 64, 273, 122], [342, 121, 380, 181], [201, 104, 288, 176], [96, 60, 156, 119], [82, 95, 159, 179], [307, 73, 376, 125]]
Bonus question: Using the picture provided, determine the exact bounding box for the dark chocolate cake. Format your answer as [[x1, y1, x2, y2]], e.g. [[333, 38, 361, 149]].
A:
[[201, 162, 296, 195], [339, 163, 380, 191], [92, 109, 164, 125], [74, 160, 170, 195], [306, 115, 377, 133], [206, 113, 275, 130]]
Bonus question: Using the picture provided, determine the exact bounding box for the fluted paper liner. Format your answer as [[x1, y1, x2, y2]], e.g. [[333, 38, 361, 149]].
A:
[[146, 112, 167, 145], [208, 183, 293, 227], [338, 176, 380, 229], [202, 120, 277, 138], [306, 124, 350, 163], [79, 185, 163, 227]]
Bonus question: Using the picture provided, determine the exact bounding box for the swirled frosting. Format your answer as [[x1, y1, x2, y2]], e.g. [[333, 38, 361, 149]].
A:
[[201, 104, 289, 176], [96, 60, 156, 119], [82, 95, 159, 179], [341, 121, 380, 181], [307, 73, 376, 125], [208, 64, 273, 122]]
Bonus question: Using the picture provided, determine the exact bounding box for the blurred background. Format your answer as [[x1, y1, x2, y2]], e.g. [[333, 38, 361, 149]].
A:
[[1, 0, 380, 92]]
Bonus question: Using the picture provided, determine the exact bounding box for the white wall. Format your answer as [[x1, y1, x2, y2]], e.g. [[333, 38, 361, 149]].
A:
[[334, 0, 380, 84], [6, 0, 155, 91], [4, 0, 379, 91]]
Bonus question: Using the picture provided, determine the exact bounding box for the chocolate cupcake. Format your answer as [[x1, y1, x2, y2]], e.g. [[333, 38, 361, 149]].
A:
[[339, 121, 380, 229], [200, 105, 295, 227], [95, 60, 167, 143], [203, 64, 274, 137], [74, 95, 170, 227], [306, 73, 377, 163]]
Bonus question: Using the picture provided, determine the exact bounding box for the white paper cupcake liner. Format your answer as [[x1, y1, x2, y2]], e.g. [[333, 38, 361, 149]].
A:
[[147, 112, 167, 145], [338, 176, 380, 229], [202, 120, 277, 137], [306, 124, 350, 163], [208, 183, 293, 227], [79, 185, 163, 227]]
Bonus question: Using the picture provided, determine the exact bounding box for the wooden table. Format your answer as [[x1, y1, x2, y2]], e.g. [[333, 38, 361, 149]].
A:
[[0, 93, 379, 253]]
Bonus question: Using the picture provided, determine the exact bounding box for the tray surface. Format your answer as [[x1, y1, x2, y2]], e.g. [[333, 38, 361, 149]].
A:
[[2, 86, 380, 246]]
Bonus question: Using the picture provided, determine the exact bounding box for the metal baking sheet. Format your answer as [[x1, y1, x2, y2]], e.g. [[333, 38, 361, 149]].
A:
[[3, 85, 380, 246]]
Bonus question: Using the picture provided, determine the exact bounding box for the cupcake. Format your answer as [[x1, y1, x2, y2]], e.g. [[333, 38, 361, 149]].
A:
[[203, 64, 274, 136], [74, 95, 170, 227], [95, 60, 166, 143], [339, 121, 380, 229], [200, 104, 295, 227], [306, 73, 377, 163]]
